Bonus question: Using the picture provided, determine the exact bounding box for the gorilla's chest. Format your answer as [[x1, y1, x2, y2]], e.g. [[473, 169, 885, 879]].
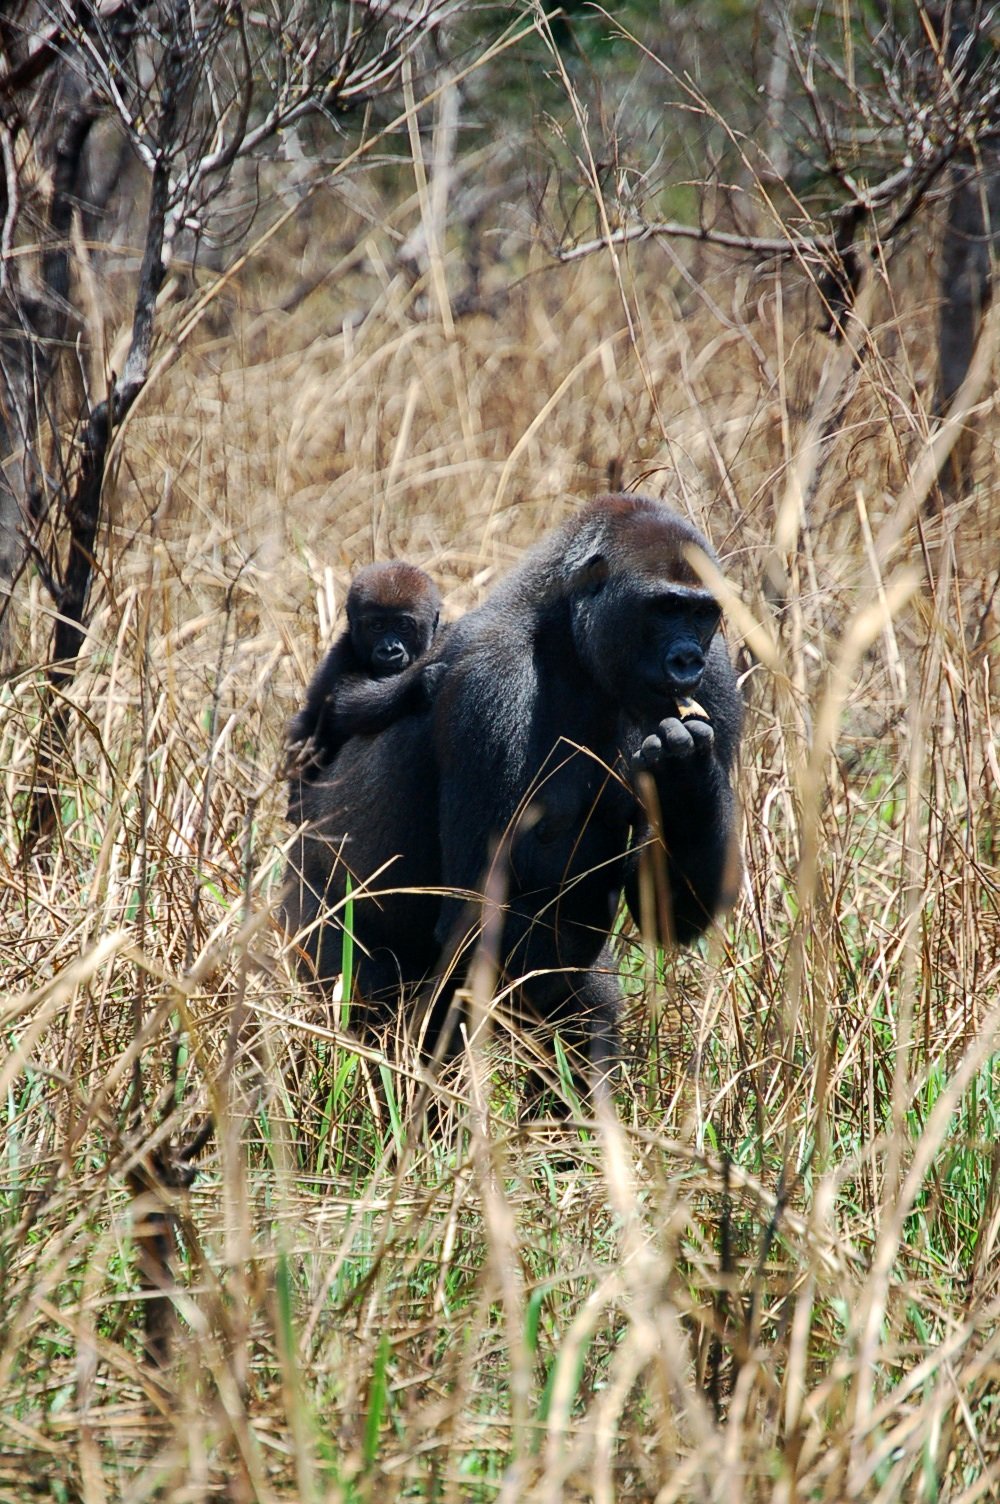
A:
[[510, 740, 634, 891]]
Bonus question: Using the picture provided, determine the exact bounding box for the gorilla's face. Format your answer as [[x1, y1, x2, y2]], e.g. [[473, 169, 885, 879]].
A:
[[574, 565, 721, 717]]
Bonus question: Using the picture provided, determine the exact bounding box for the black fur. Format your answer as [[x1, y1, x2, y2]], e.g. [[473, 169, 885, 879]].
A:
[[287, 561, 441, 800], [283, 495, 743, 1089]]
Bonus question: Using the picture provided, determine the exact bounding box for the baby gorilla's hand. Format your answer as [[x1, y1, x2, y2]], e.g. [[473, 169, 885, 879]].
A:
[[632, 710, 714, 772], [284, 736, 318, 776], [421, 659, 448, 696]]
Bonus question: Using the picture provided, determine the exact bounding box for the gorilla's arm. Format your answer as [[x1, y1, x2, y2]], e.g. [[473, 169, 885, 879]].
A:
[[323, 658, 447, 743], [624, 640, 742, 945], [287, 637, 354, 762]]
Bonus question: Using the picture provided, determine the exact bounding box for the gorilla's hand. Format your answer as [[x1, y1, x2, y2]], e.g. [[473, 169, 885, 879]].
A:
[[632, 714, 715, 771]]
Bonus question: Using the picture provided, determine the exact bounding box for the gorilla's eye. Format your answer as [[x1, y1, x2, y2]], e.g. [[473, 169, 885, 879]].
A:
[[652, 592, 720, 639], [653, 595, 684, 618], [693, 602, 722, 640]]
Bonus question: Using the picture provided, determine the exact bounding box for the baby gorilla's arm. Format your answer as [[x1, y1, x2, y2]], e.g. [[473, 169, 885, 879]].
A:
[[330, 659, 447, 740]]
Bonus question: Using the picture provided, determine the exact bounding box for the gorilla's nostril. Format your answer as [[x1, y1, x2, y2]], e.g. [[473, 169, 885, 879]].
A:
[[665, 645, 704, 684]]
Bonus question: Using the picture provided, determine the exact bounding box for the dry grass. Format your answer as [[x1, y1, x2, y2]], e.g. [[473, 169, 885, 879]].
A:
[[1, 168, 999, 1504]]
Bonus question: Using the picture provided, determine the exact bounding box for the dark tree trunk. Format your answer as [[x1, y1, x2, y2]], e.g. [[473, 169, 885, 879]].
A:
[[937, 150, 1000, 413], [0, 52, 98, 633], [931, 2, 1000, 495]]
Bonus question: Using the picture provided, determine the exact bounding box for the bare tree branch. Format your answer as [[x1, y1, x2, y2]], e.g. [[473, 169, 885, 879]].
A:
[[0, 0, 137, 120], [11, 0, 459, 846], [553, 217, 834, 266], [550, 0, 1000, 314]]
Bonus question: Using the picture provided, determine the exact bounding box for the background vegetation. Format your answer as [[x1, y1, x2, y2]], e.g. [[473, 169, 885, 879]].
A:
[[1, 2, 998, 1500]]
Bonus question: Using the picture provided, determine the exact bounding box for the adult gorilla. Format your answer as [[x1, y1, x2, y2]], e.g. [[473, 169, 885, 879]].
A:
[[284, 494, 743, 1086]]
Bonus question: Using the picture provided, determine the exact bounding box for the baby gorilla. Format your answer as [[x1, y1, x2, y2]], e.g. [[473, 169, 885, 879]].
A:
[[287, 562, 441, 805]]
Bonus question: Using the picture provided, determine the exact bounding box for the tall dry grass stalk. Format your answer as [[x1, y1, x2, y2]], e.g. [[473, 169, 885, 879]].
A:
[[1, 145, 998, 1503]]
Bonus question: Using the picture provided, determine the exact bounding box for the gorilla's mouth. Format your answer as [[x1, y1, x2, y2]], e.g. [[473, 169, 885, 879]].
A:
[[371, 643, 409, 673], [633, 662, 705, 712]]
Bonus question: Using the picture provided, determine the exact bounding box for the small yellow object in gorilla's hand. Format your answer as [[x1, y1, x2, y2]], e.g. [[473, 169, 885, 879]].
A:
[[675, 696, 711, 723]]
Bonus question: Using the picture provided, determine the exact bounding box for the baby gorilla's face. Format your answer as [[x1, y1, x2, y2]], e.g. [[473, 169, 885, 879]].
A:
[[360, 616, 415, 676], [358, 611, 423, 675], [346, 561, 442, 679]]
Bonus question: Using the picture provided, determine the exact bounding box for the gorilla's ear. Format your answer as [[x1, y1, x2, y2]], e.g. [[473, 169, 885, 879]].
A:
[[575, 552, 609, 596]]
